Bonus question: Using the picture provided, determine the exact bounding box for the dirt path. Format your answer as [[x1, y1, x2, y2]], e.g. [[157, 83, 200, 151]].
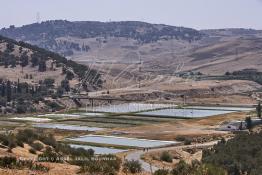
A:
[[125, 140, 219, 173]]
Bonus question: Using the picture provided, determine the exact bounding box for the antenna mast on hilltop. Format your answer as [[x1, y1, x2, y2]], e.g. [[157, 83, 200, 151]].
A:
[[36, 12, 41, 23]]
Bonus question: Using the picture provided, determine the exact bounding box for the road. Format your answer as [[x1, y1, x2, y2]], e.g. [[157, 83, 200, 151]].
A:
[[125, 140, 219, 173]]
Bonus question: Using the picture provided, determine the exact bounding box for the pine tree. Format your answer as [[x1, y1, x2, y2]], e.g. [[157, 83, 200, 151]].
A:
[[38, 59, 47, 72], [20, 52, 29, 73], [61, 79, 70, 92], [17, 79, 22, 93], [6, 81, 12, 102], [256, 102, 261, 118], [1, 84, 5, 97], [31, 54, 39, 67]]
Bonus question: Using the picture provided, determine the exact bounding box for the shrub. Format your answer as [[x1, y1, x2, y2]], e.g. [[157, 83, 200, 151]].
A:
[[79, 155, 121, 175], [16, 129, 38, 144], [40, 134, 57, 148], [171, 160, 226, 175], [0, 156, 17, 168], [123, 159, 142, 174], [154, 169, 170, 175], [0, 156, 49, 172], [160, 151, 173, 163], [38, 147, 62, 163], [184, 138, 192, 145], [16, 104, 27, 113], [0, 134, 17, 149], [31, 142, 44, 151], [29, 148, 36, 154], [16, 139, 24, 148], [171, 160, 191, 175], [175, 135, 186, 142]]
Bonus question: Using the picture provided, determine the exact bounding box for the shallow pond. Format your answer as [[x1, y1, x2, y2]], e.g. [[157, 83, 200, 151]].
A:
[[34, 124, 104, 131], [11, 117, 52, 122], [68, 135, 178, 148], [91, 103, 175, 113]]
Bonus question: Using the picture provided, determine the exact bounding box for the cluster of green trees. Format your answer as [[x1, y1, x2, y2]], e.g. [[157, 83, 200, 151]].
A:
[[225, 69, 262, 85], [153, 160, 226, 175], [0, 78, 65, 113], [154, 160, 227, 175], [0, 42, 48, 72], [0, 35, 102, 88], [202, 132, 262, 175]]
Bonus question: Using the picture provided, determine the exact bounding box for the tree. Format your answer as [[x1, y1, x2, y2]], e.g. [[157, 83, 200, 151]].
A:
[[31, 54, 39, 67], [61, 79, 70, 92], [20, 52, 29, 73], [245, 117, 252, 132], [17, 79, 22, 93], [38, 59, 47, 72], [44, 78, 55, 88], [256, 102, 261, 118], [1, 84, 6, 97], [6, 43, 14, 53], [6, 81, 12, 102]]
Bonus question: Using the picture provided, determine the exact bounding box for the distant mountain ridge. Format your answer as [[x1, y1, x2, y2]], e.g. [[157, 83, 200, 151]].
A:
[[0, 20, 262, 75], [0, 20, 203, 51]]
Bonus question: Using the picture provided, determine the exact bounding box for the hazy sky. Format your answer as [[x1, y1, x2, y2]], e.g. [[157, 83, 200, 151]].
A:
[[1, 0, 262, 30]]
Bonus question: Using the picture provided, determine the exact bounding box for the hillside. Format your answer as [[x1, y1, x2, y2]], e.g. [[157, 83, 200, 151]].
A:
[[184, 37, 262, 74], [0, 20, 203, 55], [0, 35, 102, 113], [0, 20, 262, 76]]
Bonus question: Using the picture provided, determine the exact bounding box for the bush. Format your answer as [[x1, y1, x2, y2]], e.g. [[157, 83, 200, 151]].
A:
[[154, 169, 170, 175], [171, 160, 191, 175], [16, 139, 24, 148], [0, 134, 17, 149], [79, 155, 121, 175], [31, 142, 44, 151], [0, 156, 17, 168], [16, 104, 27, 113], [160, 151, 173, 163], [184, 138, 192, 145], [123, 159, 142, 174], [0, 156, 49, 172], [46, 101, 63, 111], [175, 135, 186, 142], [29, 148, 36, 154], [16, 129, 38, 144], [38, 147, 62, 163], [171, 160, 226, 175], [40, 134, 57, 148]]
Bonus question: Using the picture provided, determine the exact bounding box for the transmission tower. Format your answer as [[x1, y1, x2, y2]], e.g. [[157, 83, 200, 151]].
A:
[[36, 12, 41, 23]]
